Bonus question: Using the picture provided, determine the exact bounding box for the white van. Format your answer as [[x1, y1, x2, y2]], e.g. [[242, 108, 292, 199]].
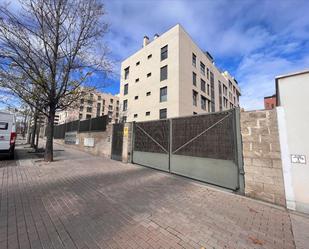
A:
[[0, 111, 16, 159]]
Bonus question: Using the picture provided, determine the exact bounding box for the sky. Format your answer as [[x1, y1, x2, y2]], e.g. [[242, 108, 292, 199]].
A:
[[1, 0, 309, 111], [102, 0, 309, 110]]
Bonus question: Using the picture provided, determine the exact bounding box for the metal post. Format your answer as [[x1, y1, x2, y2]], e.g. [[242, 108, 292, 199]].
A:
[[89, 118, 92, 132], [131, 121, 135, 164], [234, 108, 245, 194], [168, 119, 172, 173]]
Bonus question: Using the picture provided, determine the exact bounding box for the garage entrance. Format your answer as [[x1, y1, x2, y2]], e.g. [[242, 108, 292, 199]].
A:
[[132, 108, 244, 192]]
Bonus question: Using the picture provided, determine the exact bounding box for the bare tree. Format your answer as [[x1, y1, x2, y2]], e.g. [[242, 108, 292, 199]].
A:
[[0, 0, 111, 161]]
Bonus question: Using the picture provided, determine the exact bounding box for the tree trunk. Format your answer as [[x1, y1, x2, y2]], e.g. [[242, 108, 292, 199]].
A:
[[44, 107, 55, 162], [22, 114, 27, 139], [35, 117, 40, 149], [31, 111, 38, 148], [26, 113, 32, 144]]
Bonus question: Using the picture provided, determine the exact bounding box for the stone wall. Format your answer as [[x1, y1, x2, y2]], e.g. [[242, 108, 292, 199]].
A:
[[240, 109, 286, 206], [122, 122, 133, 163], [54, 124, 113, 158]]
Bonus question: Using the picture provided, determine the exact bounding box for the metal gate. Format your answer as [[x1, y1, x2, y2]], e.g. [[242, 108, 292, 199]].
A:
[[111, 123, 124, 161], [132, 108, 244, 192], [132, 119, 170, 171]]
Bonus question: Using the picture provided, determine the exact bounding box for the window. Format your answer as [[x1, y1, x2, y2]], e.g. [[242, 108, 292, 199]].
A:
[[210, 71, 215, 112], [136, 61, 140, 66], [122, 116, 127, 123], [201, 79, 206, 92], [134, 96, 138, 100], [108, 105, 113, 110], [200, 62, 205, 75], [207, 68, 209, 80], [229, 80, 232, 89], [86, 107, 92, 112], [87, 100, 93, 105], [223, 85, 228, 95], [134, 114, 138, 118], [160, 65, 168, 81], [207, 84, 210, 95], [135, 78, 139, 83], [86, 114, 91, 119], [124, 84, 128, 95], [147, 72, 151, 77], [160, 86, 167, 102], [192, 72, 197, 86], [124, 67, 129, 80], [146, 91, 151, 96], [98, 96, 101, 101], [79, 114, 82, 120], [117, 100, 119, 105], [123, 100, 128, 111], [110, 99, 113, 103], [147, 54, 152, 59], [146, 111, 150, 116], [161, 45, 168, 61], [0, 122, 8, 130], [192, 53, 196, 67], [193, 112, 197, 115], [219, 81, 223, 111], [96, 103, 101, 116], [159, 108, 167, 119], [80, 99, 84, 104], [193, 90, 198, 106], [80, 106, 83, 111], [201, 96, 206, 110]]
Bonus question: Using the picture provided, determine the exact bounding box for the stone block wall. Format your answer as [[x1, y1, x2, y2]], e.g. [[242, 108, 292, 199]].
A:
[[54, 124, 113, 158], [75, 124, 113, 157], [122, 122, 133, 163], [240, 109, 286, 206]]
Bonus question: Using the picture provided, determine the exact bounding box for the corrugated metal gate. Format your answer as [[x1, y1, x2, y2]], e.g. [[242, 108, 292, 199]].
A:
[[132, 108, 244, 192]]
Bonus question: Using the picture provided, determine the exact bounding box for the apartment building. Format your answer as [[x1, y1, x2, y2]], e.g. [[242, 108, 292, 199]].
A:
[[264, 94, 276, 110], [119, 24, 241, 122], [57, 90, 120, 124]]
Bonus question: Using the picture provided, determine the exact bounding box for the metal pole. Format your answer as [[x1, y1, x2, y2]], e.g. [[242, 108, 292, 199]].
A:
[[235, 108, 245, 194], [131, 122, 135, 164], [169, 119, 172, 173]]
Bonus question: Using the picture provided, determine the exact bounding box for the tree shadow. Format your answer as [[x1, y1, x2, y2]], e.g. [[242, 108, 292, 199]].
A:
[[8, 158, 195, 248]]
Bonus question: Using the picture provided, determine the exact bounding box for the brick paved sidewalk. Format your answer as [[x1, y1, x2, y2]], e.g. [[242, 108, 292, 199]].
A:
[[0, 144, 296, 249]]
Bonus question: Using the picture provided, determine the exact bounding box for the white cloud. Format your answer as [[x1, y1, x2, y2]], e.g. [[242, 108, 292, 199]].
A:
[[2, 0, 309, 110], [237, 53, 309, 110], [104, 0, 309, 110]]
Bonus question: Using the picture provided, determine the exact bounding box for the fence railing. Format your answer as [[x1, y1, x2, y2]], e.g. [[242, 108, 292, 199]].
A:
[[52, 115, 108, 139]]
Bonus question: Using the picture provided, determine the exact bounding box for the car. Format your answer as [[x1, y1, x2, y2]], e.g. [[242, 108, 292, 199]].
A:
[[0, 111, 16, 159]]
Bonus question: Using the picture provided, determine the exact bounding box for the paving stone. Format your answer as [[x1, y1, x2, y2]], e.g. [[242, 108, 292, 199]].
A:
[[0, 143, 299, 249]]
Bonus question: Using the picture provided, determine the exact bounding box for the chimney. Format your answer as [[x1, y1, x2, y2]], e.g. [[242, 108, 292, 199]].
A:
[[154, 33, 159, 40], [143, 36, 149, 47]]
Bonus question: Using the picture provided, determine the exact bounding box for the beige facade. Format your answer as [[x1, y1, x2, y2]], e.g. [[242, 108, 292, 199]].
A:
[[276, 69, 309, 214], [57, 91, 120, 124], [119, 24, 241, 122]]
